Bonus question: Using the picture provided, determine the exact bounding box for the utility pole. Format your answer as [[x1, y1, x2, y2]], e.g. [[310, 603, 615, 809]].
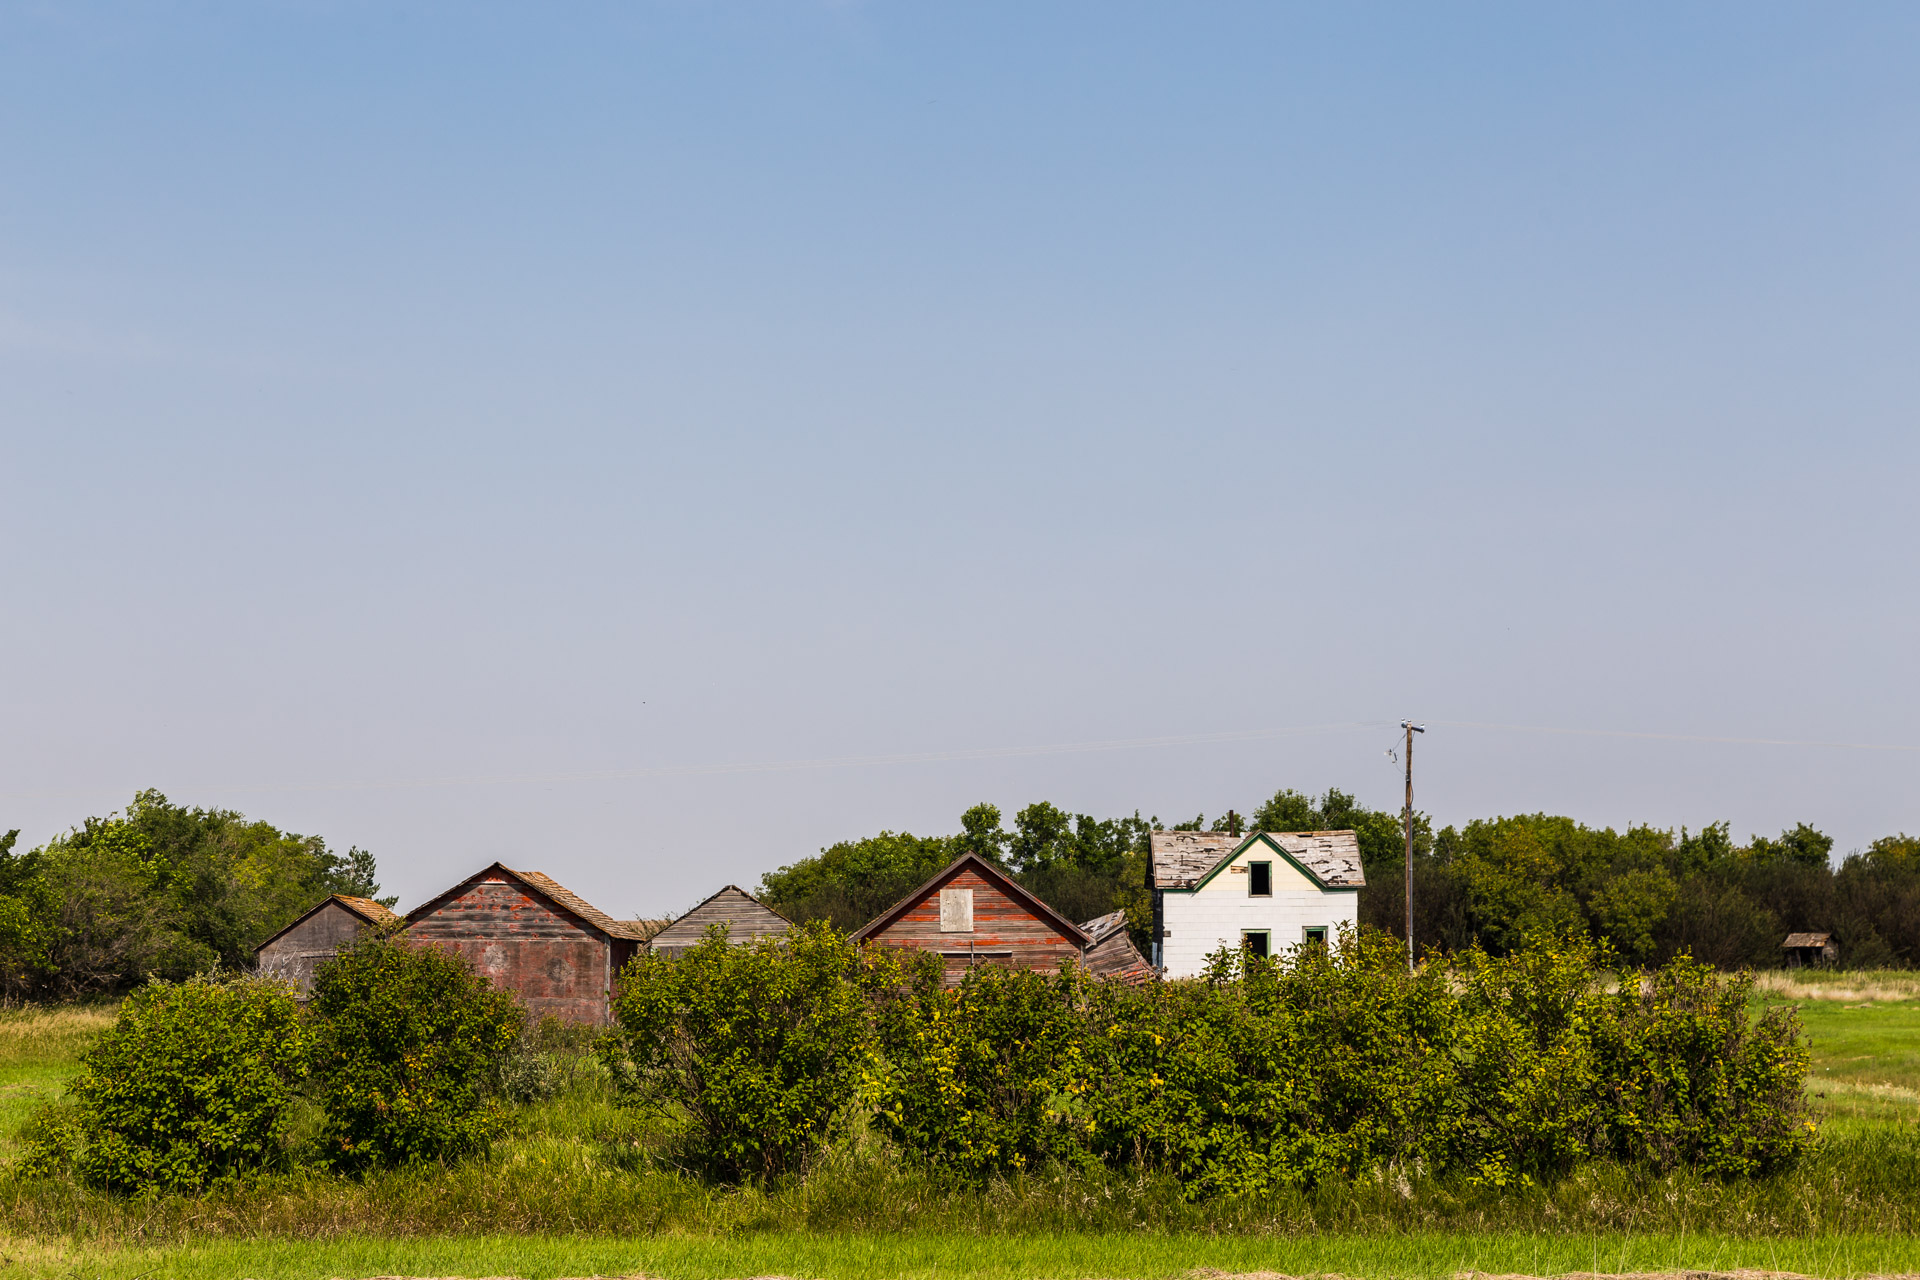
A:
[[1401, 719, 1425, 974]]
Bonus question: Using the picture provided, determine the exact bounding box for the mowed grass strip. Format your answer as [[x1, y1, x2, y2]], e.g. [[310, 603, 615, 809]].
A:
[[7, 1230, 1920, 1280], [1754, 989, 1920, 1127]]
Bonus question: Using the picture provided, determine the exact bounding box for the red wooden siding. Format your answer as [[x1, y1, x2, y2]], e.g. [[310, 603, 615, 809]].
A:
[[407, 875, 614, 1024], [861, 867, 1081, 985]]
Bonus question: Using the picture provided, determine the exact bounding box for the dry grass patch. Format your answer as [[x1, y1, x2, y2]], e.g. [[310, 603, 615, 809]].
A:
[[1752, 972, 1920, 1005]]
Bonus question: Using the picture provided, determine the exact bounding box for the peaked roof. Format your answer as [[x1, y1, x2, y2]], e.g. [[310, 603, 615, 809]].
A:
[[648, 885, 792, 949], [1150, 829, 1365, 890], [251, 893, 400, 955], [405, 862, 648, 941], [851, 851, 1092, 947]]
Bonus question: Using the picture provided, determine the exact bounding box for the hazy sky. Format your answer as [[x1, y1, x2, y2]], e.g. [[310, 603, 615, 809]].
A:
[[3, 2, 1916, 918]]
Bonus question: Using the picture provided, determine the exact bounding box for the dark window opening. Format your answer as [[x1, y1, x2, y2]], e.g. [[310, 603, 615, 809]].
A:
[[1241, 930, 1270, 958], [1248, 861, 1272, 896], [1303, 926, 1328, 945]]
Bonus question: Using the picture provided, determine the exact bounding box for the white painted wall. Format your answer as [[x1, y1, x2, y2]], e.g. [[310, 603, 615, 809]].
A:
[[1159, 840, 1359, 978]]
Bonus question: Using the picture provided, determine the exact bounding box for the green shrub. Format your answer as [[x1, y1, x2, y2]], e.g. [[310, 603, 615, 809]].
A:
[[1078, 929, 1457, 1197], [307, 932, 523, 1170], [869, 957, 1093, 1178], [1590, 955, 1813, 1175], [23, 974, 307, 1194], [605, 921, 892, 1181]]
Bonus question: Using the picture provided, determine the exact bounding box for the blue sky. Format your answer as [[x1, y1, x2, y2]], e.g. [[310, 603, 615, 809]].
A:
[[2, 2, 1916, 916]]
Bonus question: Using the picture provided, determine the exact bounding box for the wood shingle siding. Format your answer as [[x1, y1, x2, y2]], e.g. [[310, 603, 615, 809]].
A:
[[648, 886, 791, 958], [853, 853, 1090, 986]]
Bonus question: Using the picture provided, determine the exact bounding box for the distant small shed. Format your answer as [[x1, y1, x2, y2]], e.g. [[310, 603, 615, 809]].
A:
[[648, 886, 791, 958], [1783, 931, 1838, 967], [406, 863, 647, 1024], [1079, 909, 1156, 984], [852, 852, 1091, 986], [254, 895, 399, 996]]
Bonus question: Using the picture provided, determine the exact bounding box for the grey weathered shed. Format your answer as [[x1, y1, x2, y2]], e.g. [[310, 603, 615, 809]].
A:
[[648, 886, 792, 958], [254, 894, 400, 996], [1783, 931, 1838, 967]]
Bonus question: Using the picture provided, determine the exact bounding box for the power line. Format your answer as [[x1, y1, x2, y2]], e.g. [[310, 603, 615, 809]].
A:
[[1428, 720, 1920, 753]]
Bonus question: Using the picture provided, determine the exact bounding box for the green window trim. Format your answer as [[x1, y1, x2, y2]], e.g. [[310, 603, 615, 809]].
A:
[[1303, 926, 1329, 945], [1241, 929, 1271, 959], [1248, 860, 1272, 897]]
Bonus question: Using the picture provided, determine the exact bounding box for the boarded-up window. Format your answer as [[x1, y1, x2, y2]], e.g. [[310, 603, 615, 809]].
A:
[[940, 887, 974, 933]]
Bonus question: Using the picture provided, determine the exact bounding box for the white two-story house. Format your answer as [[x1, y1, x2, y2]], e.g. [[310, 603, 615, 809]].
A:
[[1148, 829, 1365, 977]]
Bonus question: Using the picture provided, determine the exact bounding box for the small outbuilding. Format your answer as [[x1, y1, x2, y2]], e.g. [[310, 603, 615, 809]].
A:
[[406, 863, 647, 1024], [647, 886, 792, 958], [253, 894, 400, 996], [852, 851, 1091, 985], [1782, 931, 1839, 967], [1079, 909, 1156, 984]]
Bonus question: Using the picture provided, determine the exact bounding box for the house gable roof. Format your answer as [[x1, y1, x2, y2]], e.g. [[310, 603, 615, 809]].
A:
[[648, 885, 792, 950], [1079, 909, 1131, 945], [1150, 829, 1365, 891], [404, 862, 647, 941], [251, 893, 399, 955], [851, 851, 1092, 947]]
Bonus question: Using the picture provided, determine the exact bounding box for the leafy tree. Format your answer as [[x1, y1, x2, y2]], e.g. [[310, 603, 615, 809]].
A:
[[758, 830, 954, 930]]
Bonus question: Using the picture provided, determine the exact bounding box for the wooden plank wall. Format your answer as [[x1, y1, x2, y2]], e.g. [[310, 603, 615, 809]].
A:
[[864, 867, 1080, 985], [256, 900, 371, 996], [651, 888, 790, 954], [408, 876, 612, 1024]]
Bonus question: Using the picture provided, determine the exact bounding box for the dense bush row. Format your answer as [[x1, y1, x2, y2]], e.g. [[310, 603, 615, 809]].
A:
[[21, 922, 1812, 1200], [20, 932, 522, 1194], [605, 925, 1812, 1195]]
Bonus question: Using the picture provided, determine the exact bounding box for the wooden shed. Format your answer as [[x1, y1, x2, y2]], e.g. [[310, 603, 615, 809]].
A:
[[852, 851, 1090, 985], [1079, 909, 1156, 984], [648, 886, 791, 958], [1783, 931, 1839, 967], [253, 894, 400, 996], [405, 863, 646, 1024]]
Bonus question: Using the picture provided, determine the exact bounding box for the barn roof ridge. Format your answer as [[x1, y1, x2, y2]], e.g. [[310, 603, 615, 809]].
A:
[[250, 893, 400, 956], [648, 883, 793, 949], [404, 862, 647, 941], [850, 851, 1093, 947]]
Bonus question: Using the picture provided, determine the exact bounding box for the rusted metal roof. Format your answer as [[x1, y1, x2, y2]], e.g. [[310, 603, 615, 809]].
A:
[[1150, 829, 1365, 890], [1782, 931, 1833, 948]]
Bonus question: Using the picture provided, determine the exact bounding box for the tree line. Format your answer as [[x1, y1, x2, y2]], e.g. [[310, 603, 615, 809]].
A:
[[0, 790, 387, 1000], [758, 789, 1920, 967]]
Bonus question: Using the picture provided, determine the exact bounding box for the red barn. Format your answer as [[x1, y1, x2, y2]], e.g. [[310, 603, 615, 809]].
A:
[[852, 851, 1090, 985], [405, 862, 646, 1024]]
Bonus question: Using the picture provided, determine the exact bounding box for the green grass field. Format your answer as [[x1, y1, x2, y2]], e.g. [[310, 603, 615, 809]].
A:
[[0, 983, 1913, 1279]]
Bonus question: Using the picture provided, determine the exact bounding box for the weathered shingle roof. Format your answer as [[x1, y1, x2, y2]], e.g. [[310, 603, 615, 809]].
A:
[[511, 868, 649, 941], [1079, 909, 1132, 945], [616, 918, 672, 943], [1149, 829, 1365, 890], [649, 886, 792, 951], [335, 895, 400, 927], [1783, 931, 1833, 948]]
